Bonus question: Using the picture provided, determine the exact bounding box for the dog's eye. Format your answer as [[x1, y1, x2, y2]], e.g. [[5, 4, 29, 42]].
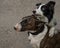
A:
[[21, 19, 27, 25], [42, 7, 45, 11], [41, 6, 47, 11]]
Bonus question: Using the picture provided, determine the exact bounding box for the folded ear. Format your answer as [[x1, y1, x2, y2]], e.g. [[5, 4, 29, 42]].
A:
[[36, 3, 41, 6], [47, 1, 56, 7]]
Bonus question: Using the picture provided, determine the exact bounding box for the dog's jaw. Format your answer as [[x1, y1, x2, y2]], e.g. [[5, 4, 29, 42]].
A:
[[28, 25, 48, 48]]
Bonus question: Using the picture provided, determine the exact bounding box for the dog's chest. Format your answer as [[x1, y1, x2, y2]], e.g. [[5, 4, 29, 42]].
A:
[[28, 26, 48, 47], [28, 33, 43, 46]]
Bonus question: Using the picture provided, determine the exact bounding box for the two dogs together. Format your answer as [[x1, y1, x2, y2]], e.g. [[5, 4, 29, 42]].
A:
[[14, 1, 60, 48]]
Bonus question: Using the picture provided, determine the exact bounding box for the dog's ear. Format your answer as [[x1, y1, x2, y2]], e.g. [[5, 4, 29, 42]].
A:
[[47, 1, 56, 7], [36, 3, 41, 6]]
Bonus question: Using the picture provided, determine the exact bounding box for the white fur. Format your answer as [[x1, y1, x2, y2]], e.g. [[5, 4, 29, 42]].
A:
[[49, 26, 58, 37], [49, 27, 55, 37], [36, 4, 45, 16], [28, 25, 48, 48], [36, 15, 48, 23], [14, 23, 22, 31]]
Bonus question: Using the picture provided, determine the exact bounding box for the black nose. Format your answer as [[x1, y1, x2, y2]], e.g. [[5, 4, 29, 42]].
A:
[[32, 11, 36, 14], [14, 27, 17, 30]]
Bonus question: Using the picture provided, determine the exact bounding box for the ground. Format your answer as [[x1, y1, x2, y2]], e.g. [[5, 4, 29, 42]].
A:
[[0, 0, 60, 48]]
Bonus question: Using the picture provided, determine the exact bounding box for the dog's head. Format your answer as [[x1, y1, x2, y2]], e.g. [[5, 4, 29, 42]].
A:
[[14, 15, 46, 32], [33, 1, 56, 22]]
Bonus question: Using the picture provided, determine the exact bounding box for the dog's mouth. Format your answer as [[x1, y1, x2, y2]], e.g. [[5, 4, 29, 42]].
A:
[[14, 23, 37, 32], [14, 22, 45, 33]]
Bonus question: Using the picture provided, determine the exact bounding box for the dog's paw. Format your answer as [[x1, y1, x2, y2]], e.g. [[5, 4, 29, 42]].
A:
[[49, 27, 57, 37]]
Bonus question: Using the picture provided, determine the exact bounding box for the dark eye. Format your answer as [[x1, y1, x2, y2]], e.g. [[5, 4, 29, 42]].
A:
[[42, 7, 45, 11], [21, 19, 27, 26], [41, 6, 47, 11]]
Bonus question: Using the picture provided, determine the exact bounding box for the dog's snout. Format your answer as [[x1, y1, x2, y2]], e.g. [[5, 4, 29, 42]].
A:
[[32, 11, 36, 14], [14, 23, 21, 31]]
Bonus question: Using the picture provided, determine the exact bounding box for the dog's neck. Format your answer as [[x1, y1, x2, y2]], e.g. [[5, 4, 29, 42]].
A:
[[28, 25, 48, 38], [28, 25, 44, 35], [28, 25, 48, 47]]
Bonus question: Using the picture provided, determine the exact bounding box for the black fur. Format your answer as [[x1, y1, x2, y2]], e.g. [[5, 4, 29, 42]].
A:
[[41, 1, 55, 22]]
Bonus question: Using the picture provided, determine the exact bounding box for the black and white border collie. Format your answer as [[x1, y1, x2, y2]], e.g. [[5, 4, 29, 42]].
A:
[[14, 14, 60, 48], [32, 1, 57, 37], [32, 1, 57, 26]]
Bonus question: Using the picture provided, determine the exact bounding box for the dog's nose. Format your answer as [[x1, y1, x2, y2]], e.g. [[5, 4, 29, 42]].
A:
[[14, 23, 21, 31], [32, 11, 36, 14], [14, 27, 17, 30]]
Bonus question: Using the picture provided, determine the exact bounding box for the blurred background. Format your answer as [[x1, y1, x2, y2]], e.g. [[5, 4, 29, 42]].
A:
[[0, 0, 60, 48]]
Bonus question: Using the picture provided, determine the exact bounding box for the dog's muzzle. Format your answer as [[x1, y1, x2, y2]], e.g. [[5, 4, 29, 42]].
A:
[[14, 23, 21, 32]]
